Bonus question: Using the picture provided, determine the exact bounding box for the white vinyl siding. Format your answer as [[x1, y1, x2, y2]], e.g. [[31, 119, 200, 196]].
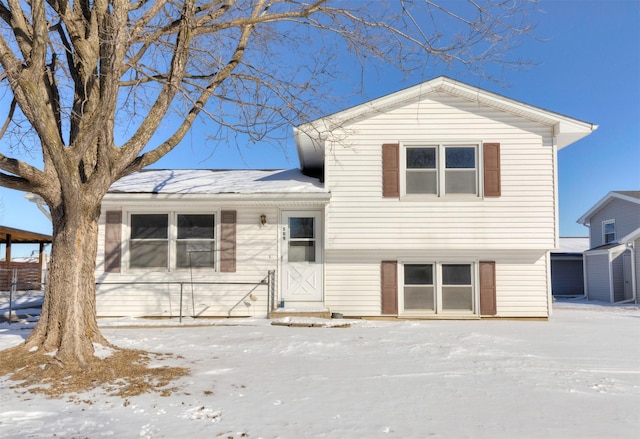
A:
[[323, 251, 550, 318], [96, 205, 279, 317], [494, 254, 550, 317], [324, 92, 557, 252], [321, 92, 555, 318], [323, 253, 383, 317]]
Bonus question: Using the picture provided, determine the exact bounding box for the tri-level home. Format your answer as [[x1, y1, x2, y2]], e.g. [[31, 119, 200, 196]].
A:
[[95, 76, 597, 319], [578, 191, 640, 303]]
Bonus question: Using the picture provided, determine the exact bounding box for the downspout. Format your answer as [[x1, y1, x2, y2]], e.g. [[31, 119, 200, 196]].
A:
[[546, 251, 553, 317], [608, 250, 614, 303], [549, 132, 559, 317], [551, 131, 560, 251], [582, 251, 589, 300], [24, 193, 52, 221], [633, 242, 638, 304]]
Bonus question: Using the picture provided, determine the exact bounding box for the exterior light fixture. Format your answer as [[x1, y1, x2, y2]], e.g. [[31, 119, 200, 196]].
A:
[[260, 214, 267, 225]]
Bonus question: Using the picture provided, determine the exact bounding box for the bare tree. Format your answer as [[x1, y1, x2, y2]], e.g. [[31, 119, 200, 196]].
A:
[[0, 0, 537, 370]]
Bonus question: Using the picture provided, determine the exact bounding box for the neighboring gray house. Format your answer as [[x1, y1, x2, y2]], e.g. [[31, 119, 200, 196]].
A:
[[550, 237, 589, 297], [577, 191, 640, 303]]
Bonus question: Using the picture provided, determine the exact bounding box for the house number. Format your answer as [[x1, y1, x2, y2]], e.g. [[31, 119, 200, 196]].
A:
[[282, 226, 286, 241]]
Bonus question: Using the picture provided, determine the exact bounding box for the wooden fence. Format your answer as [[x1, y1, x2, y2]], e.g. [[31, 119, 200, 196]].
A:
[[0, 262, 45, 291]]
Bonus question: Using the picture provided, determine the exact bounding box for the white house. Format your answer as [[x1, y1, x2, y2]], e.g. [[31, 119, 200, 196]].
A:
[[577, 191, 640, 303], [96, 76, 597, 319]]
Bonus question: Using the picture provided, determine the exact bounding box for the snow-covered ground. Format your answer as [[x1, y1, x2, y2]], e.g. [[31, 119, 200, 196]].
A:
[[0, 300, 639, 438]]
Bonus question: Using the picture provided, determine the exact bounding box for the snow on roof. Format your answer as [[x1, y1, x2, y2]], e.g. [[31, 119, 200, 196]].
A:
[[108, 169, 327, 195], [555, 237, 590, 254]]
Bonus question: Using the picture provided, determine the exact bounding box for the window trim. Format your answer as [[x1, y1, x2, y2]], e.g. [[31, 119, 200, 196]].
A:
[[400, 142, 482, 199], [125, 210, 218, 272], [398, 260, 478, 316], [602, 219, 616, 244]]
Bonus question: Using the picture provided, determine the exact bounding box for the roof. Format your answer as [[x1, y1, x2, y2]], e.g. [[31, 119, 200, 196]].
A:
[[108, 169, 327, 195], [613, 191, 640, 200], [620, 226, 640, 244], [553, 237, 590, 254], [294, 76, 598, 173], [585, 242, 626, 253], [577, 190, 640, 225], [0, 226, 52, 244]]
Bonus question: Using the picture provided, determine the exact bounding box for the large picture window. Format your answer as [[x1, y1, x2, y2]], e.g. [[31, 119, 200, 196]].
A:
[[404, 144, 478, 196], [129, 213, 215, 270], [401, 262, 475, 314]]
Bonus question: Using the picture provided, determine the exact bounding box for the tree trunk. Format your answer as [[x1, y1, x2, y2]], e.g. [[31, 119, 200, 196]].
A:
[[24, 196, 110, 369]]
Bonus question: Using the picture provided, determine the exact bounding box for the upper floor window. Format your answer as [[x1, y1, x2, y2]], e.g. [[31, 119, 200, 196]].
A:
[[404, 144, 478, 196], [603, 220, 616, 244], [129, 213, 215, 270]]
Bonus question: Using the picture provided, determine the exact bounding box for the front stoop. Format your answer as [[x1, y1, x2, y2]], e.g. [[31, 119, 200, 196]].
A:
[[269, 308, 332, 319]]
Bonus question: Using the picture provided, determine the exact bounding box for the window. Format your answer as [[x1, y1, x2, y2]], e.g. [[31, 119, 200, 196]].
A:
[[130, 214, 169, 269], [288, 217, 316, 262], [603, 220, 616, 244], [441, 264, 473, 310], [404, 264, 435, 310], [129, 213, 215, 270], [404, 144, 478, 196], [177, 214, 215, 268], [400, 262, 475, 314]]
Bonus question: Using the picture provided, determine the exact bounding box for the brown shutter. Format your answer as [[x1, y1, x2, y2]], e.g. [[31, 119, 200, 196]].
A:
[[483, 143, 501, 197], [479, 261, 497, 316], [381, 261, 398, 315], [104, 211, 122, 273], [220, 210, 236, 273], [382, 143, 400, 197]]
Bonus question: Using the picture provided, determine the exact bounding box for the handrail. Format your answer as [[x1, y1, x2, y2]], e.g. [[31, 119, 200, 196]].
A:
[[3, 270, 276, 324], [96, 273, 274, 322]]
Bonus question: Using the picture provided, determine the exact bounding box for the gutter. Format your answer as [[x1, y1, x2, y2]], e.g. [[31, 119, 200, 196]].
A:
[[23, 193, 52, 221]]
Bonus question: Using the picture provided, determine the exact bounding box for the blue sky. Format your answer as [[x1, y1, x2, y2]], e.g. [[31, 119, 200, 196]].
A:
[[1, 0, 639, 256]]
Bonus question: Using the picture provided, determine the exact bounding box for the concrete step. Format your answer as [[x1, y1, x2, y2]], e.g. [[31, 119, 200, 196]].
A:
[[269, 308, 332, 319]]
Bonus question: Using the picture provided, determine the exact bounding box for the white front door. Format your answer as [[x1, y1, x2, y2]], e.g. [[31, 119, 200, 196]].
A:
[[281, 210, 323, 303]]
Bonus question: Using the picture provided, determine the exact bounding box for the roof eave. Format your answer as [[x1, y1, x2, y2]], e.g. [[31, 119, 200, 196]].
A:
[[554, 120, 599, 150], [577, 191, 640, 225], [103, 192, 331, 204], [296, 76, 598, 166]]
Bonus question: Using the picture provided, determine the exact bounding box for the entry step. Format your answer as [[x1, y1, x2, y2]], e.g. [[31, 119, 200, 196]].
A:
[[269, 308, 331, 319]]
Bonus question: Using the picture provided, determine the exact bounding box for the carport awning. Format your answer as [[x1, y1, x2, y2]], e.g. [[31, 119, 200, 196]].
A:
[[0, 226, 52, 244]]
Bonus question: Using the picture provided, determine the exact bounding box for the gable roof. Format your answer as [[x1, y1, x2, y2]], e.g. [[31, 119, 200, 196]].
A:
[[577, 191, 640, 226], [294, 76, 598, 173]]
